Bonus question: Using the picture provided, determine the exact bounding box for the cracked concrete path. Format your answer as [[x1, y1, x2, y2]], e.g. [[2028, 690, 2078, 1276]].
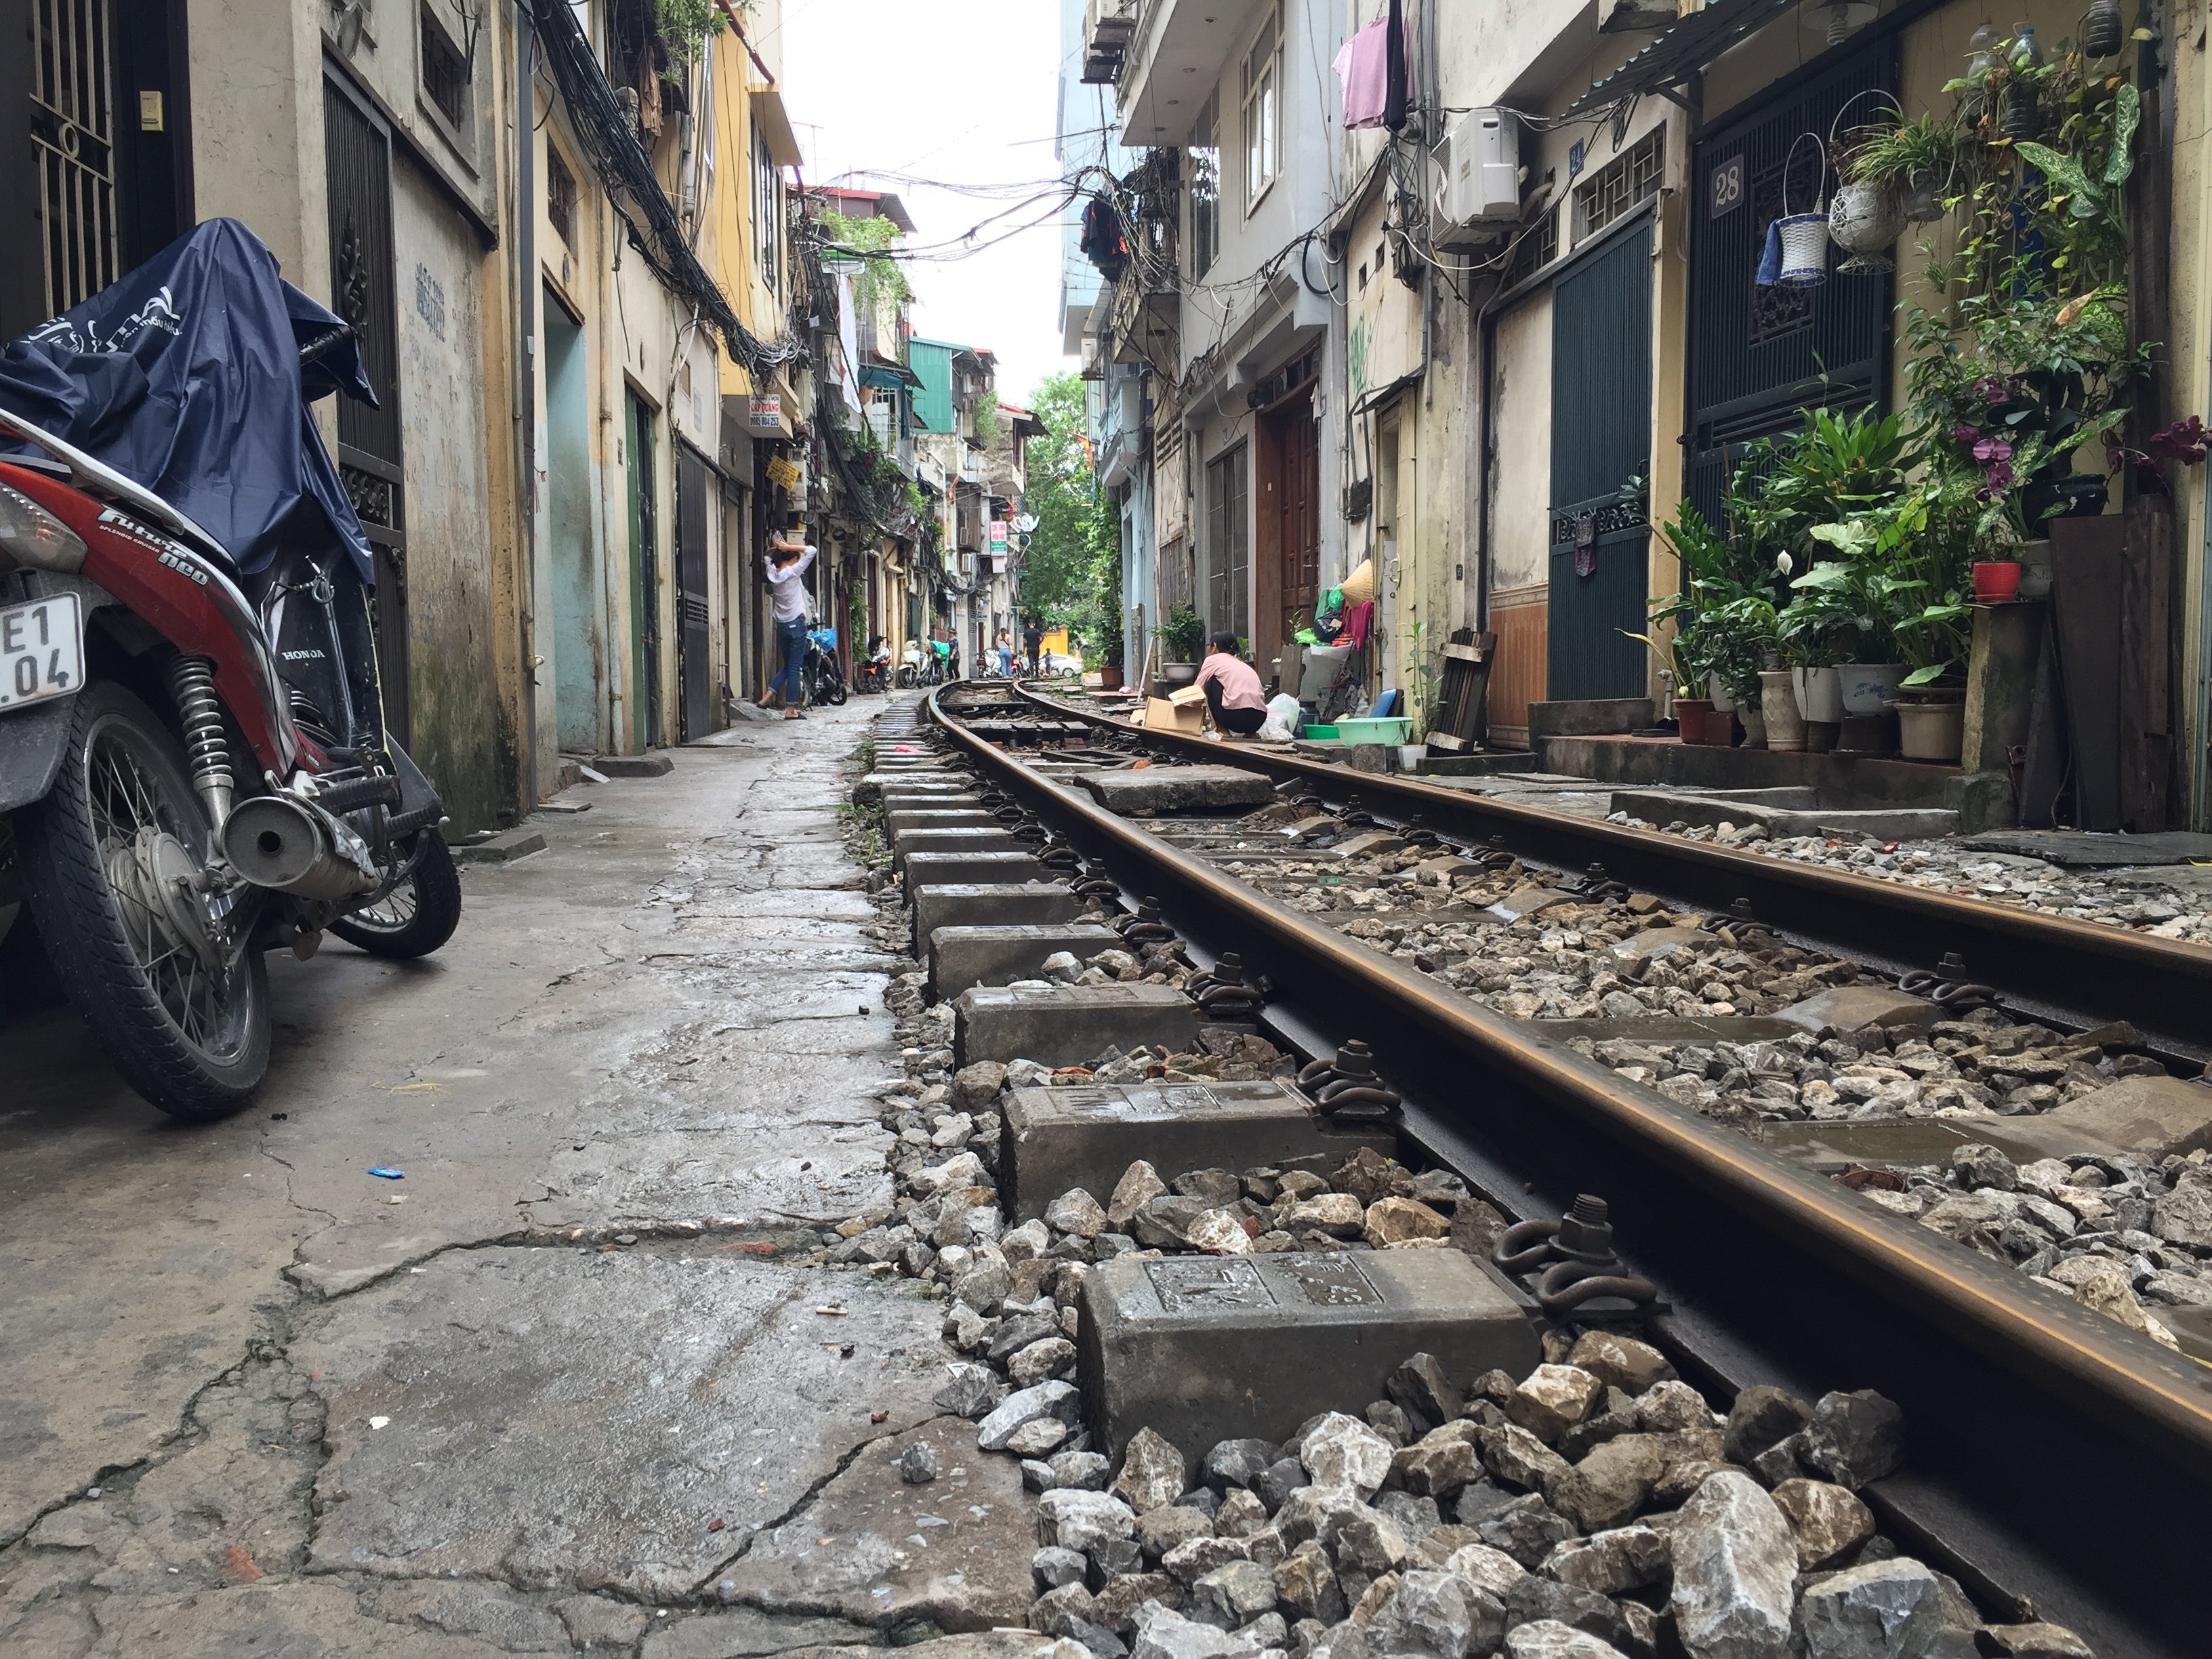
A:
[[0, 697, 1040, 1658]]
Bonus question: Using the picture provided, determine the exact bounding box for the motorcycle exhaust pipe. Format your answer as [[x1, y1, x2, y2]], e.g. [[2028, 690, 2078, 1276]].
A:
[[221, 794, 380, 901]]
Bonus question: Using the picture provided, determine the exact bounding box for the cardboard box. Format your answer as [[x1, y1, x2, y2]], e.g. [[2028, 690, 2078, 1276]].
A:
[[1142, 695, 1207, 733]]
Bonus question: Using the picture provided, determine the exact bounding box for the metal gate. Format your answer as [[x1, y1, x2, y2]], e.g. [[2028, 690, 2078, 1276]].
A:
[[323, 75, 409, 745], [626, 390, 661, 747], [32, 0, 119, 316], [674, 443, 712, 739], [1684, 43, 1894, 526], [1547, 215, 1653, 703]]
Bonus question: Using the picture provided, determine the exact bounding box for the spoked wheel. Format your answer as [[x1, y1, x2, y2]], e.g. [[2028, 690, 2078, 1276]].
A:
[[329, 830, 462, 960], [18, 680, 269, 1118]]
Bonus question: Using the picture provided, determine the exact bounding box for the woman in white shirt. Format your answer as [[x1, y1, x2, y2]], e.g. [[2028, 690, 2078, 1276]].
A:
[[764, 537, 816, 720]]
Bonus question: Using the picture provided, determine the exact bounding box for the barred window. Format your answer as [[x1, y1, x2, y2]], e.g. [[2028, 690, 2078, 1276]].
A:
[[1572, 127, 1663, 243], [546, 146, 577, 249], [420, 5, 469, 131], [1504, 204, 1559, 287]]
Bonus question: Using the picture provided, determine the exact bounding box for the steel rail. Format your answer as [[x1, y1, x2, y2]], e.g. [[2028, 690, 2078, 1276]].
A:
[[925, 688, 2212, 1659], [1006, 687, 2212, 1063]]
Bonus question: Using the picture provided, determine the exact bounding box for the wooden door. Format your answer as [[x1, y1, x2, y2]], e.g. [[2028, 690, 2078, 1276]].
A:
[[324, 75, 409, 745], [1263, 395, 1318, 673]]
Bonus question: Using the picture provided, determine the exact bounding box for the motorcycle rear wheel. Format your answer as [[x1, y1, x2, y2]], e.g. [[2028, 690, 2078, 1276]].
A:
[[18, 680, 270, 1118], [329, 831, 462, 959]]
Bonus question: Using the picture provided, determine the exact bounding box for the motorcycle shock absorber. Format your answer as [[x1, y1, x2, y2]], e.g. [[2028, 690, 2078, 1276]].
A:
[[168, 653, 234, 827]]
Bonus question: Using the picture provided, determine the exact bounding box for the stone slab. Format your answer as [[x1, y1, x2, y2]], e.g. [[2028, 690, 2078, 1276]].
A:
[[998, 1080, 1399, 1221], [1533, 1016, 1805, 1046], [1956, 829, 2212, 868], [953, 984, 1200, 1069], [1486, 884, 1576, 922], [1765, 807, 1959, 841], [1609, 788, 1819, 829], [1528, 698, 1656, 741], [590, 752, 676, 777], [1771, 986, 1940, 1037], [1077, 1249, 1539, 1458], [293, 1248, 947, 1599], [1078, 766, 1277, 815], [716, 1413, 1033, 1632], [1410, 753, 1541, 777], [452, 829, 548, 865], [928, 924, 1124, 1001], [901, 851, 1050, 895], [912, 884, 1081, 954], [1760, 1118, 2003, 1174], [1974, 1076, 2212, 1165]]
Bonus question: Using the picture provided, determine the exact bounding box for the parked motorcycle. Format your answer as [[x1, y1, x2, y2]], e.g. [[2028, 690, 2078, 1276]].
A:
[[895, 638, 945, 690], [853, 637, 892, 695], [804, 626, 848, 707], [0, 220, 459, 1120]]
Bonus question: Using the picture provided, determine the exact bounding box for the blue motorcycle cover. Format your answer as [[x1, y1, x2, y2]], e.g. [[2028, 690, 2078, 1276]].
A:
[[0, 218, 377, 580]]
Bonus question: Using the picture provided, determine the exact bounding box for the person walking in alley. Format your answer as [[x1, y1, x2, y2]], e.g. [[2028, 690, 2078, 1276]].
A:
[[996, 630, 1015, 676], [764, 536, 816, 720], [1022, 617, 1044, 678], [1195, 631, 1268, 736]]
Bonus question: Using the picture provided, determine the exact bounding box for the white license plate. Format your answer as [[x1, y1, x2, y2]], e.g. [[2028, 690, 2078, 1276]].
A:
[[0, 592, 84, 710]]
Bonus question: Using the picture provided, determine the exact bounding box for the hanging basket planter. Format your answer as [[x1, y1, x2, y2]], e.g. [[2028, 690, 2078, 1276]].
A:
[[1829, 182, 1905, 273], [1825, 93, 1908, 274], [1758, 132, 1831, 288]]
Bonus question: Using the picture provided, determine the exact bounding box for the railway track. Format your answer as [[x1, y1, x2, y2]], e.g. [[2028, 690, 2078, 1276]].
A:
[[904, 682, 2212, 1659]]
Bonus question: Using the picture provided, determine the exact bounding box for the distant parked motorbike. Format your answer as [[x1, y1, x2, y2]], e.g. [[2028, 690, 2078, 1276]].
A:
[[0, 220, 459, 1120], [804, 626, 848, 707], [895, 638, 947, 689], [854, 636, 892, 695]]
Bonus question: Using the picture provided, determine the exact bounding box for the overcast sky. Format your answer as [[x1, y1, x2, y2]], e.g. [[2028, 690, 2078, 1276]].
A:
[[773, 0, 1080, 409]]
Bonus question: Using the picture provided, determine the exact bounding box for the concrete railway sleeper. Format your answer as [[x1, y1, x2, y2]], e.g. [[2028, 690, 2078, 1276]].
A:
[[841, 685, 2212, 1659]]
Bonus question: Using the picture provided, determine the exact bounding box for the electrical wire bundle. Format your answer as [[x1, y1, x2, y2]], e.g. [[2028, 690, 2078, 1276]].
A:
[[529, 0, 802, 375]]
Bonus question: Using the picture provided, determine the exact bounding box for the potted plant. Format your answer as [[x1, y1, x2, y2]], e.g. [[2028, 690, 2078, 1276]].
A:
[[1100, 629, 1126, 691], [1159, 605, 1206, 689], [1625, 621, 1708, 742], [1841, 108, 1966, 225]]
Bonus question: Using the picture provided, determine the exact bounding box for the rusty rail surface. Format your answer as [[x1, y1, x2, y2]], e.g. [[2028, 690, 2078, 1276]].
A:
[[1000, 684, 2212, 1065], [924, 687, 2212, 1659]]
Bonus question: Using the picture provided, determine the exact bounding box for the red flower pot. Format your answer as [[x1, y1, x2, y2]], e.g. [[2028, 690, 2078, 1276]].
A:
[[1972, 560, 2022, 603], [1674, 699, 1713, 744]]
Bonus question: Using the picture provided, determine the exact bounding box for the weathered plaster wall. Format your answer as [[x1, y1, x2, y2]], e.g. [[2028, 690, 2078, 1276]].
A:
[[392, 156, 504, 832]]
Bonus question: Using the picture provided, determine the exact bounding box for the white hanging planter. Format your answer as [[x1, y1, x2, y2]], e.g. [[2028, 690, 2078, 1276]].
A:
[[1828, 181, 1904, 274]]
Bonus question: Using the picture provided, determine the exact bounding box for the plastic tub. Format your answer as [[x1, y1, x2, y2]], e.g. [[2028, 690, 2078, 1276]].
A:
[[1300, 724, 1340, 741], [1333, 716, 1414, 745]]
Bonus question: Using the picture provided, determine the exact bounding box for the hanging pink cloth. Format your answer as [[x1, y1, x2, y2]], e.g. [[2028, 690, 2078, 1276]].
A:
[[1340, 600, 1376, 649], [1333, 18, 1395, 130]]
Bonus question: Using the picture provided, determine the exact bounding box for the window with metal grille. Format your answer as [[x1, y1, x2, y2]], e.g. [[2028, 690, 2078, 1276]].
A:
[[421, 5, 470, 130], [1504, 204, 1559, 287], [546, 146, 577, 248], [754, 129, 781, 293], [1571, 128, 1662, 243], [1189, 93, 1220, 280]]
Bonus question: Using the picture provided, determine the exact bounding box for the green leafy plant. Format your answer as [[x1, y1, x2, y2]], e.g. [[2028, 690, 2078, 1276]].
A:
[[1162, 605, 1208, 662], [972, 401, 1004, 445], [1841, 108, 1965, 195], [652, 0, 741, 67], [818, 208, 913, 315]]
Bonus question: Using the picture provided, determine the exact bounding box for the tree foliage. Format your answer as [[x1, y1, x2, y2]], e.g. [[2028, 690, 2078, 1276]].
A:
[[1017, 372, 1117, 649], [818, 209, 913, 315]]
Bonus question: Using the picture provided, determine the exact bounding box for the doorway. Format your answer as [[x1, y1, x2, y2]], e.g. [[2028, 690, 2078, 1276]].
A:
[[674, 443, 712, 739], [1256, 392, 1318, 673], [1546, 216, 1652, 703], [625, 389, 661, 750], [542, 293, 596, 752], [324, 75, 409, 745], [1204, 443, 1248, 642]]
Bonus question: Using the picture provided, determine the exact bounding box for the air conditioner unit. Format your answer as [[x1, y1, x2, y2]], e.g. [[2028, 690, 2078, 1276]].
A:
[[1441, 108, 1522, 228], [1086, 0, 1136, 46]]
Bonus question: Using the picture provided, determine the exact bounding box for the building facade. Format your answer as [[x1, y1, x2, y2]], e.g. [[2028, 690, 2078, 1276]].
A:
[[1076, 0, 2212, 828]]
